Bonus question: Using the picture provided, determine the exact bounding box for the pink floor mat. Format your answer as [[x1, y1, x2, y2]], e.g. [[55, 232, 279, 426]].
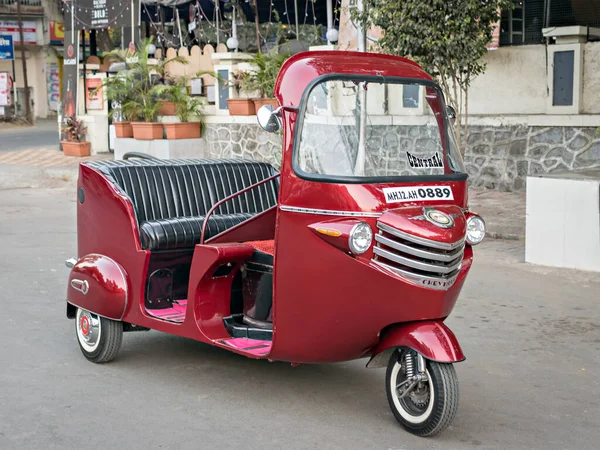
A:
[[219, 338, 272, 356], [146, 300, 187, 323]]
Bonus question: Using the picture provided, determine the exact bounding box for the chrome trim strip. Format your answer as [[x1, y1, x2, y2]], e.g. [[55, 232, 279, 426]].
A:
[[375, 234, 465, 262], [373, 247, 462, 274], [372, 260, 460, 291], [377, 222, 465, 250], [280, 205, 382, 218], [71, 279, 89, 295]]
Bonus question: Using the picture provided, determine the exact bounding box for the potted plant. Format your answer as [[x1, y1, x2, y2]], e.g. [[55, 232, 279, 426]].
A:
[[125, 95, 164, 140], [93, 72, 136, 138], [244, 49, 289, 111], [61, 116, 91, 157], [225, 70, 256, 116], [106, 38, 186, 140], [163, 77, 205, 139]]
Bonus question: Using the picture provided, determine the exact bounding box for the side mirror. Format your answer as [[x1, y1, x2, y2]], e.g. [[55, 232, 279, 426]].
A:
[[257, 104, 282, 133], [446, 105, 457, 125]]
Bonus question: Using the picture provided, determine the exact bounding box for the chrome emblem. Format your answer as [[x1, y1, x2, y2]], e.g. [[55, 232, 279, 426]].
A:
[[424, 208, 454, 229], [71, 279, 89, 295]]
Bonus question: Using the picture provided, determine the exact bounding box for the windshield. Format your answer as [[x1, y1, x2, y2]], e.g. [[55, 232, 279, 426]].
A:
[[294, 77, 466, 182]]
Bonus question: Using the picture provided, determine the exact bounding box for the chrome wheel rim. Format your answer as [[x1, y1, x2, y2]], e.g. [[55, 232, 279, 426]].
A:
[[76, 308, 101, 353], [390, 353, 435, 424]]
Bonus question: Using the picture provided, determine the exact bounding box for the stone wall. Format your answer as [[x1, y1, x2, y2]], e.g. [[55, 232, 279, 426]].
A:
[[203, 123, 282, 169], [465, 126, 600, 191], [202, 122, 600, 192]]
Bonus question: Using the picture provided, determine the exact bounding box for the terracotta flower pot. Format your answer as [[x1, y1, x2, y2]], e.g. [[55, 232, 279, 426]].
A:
[[61, 141, 91, 157], [158, 100, 176, 116], [114, 121, 133, 138], [253, 98, 279, 111], [131, 122, 164, 140], [227, 98, 256, 116], [164, 122, 202, 140]]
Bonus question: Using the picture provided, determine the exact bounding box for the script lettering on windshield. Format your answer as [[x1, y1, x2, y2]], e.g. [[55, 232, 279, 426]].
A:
[[382, 186, 454, 203]]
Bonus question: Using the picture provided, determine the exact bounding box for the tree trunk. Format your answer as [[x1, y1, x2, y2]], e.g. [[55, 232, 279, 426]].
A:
[[253, 0, 262, 52], [16, 0, 31, 123], [95, 29, 114, 53]]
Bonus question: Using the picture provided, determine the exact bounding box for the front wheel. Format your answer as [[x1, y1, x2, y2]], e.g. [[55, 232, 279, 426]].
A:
[[75, 308, 123, 363], [386, 349, 459, 437]]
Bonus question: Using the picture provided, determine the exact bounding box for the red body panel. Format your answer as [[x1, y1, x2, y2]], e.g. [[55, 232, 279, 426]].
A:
[[209, 206, 277, 244], [67, 254, 128, 320], [366, 321, 465, 368]]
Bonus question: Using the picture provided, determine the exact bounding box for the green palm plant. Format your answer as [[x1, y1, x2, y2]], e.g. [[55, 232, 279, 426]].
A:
[[105, 38, 188, 123], [242, 49, 289, 98], [166, 76, 205, 123]]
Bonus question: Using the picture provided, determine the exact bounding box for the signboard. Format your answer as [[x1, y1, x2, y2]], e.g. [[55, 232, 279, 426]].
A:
[[46, 62, 60, 111], [91, 0, 109, 28], [0, 20, 37, 45], [62, 31, 79, 119], [0, 89, 9, 107], [0, 72, 12, 107], [49, 22, 64, 46], [85, 78, 103, 110], [0, 35, 14, 60]]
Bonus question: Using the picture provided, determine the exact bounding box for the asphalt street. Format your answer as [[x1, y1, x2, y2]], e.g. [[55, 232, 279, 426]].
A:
[[0, 186, 599, 450], [0, 120, 59, 152]]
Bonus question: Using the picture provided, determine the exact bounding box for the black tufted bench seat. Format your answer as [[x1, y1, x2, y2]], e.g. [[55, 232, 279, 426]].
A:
[[85, 159, 279, 251]]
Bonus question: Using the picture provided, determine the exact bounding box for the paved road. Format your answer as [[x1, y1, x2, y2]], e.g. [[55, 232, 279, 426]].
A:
[[1, 187, 599, 450], [0, 120, 59, 152]]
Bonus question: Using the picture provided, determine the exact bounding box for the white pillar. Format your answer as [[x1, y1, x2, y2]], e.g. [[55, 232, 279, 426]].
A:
[[326, 0, 334, 44], [356, 0, 366, 52]]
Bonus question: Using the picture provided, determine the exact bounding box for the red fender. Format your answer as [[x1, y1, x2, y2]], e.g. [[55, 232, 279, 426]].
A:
[[366, 321, 465, 368], [67, 254, 128, 320]]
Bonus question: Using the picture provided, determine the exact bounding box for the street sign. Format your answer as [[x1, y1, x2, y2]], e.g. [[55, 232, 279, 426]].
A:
[[0, 35, 14, 60]]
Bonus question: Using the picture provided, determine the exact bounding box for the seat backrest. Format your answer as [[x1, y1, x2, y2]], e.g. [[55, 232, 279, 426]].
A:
[[85, 159, 279, 223]]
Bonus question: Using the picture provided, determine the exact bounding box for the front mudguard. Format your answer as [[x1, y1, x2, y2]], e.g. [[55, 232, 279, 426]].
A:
[[66, 254, 129, 321], [366, 321, 465, 368]]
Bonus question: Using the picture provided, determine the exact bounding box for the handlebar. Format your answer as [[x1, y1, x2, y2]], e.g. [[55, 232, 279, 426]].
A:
[[200, 173, 281, 245]]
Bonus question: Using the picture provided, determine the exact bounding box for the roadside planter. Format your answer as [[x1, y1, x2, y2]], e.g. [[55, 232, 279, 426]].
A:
[[164, 122, 201, 139], [113, 121, 133, 138], [61, 116, 91, 157], [131, 122, 164, 140]]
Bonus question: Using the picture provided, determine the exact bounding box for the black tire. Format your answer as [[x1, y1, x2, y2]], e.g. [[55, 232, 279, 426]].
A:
[[75, 308, 123, 363], [386, 349, 459, 437]]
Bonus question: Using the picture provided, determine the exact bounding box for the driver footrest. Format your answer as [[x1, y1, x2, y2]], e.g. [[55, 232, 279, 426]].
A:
[[223, 314, 273, 341]]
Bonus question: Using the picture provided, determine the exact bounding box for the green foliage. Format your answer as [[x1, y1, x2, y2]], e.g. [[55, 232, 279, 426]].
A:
[[62, 116, 87, 143], [242, 49, 289, 98], [103, 37, 188, 123], [224, 70, 252, 96], [351, 0, 512, 151], [166, 76, 206, 123]]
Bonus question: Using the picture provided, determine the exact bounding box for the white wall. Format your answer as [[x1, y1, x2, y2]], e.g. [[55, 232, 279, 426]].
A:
[[582, 42, 600, 114], [468, 46, 547, 115], [468, 42, 600, 117], [0, 48, 49, 119]]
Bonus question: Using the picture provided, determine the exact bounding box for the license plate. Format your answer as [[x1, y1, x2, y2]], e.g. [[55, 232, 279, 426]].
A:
[[383, 186, 454, 203]]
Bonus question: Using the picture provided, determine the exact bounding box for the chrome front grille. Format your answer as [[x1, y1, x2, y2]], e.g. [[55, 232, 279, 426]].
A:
[[372, 222, 465, 290]]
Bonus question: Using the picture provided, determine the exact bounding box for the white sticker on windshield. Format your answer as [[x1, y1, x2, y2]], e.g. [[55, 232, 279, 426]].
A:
[[407, 152, 444, 169], [383, 186, 454, 203]]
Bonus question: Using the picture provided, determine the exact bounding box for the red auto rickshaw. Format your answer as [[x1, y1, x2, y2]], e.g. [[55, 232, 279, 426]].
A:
[[65, 50, 485, 437]]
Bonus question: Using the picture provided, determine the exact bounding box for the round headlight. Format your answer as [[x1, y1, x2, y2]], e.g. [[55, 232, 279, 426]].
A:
[[466, 215, 486, 245], [349, 222, 373, 254]]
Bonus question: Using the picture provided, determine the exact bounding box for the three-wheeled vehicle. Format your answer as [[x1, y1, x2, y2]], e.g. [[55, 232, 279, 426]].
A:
[[65, 51, 486, 437]]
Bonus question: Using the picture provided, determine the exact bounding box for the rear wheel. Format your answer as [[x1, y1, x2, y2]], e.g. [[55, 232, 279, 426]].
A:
[[75, 308, 123, 363], [386, 349, 459, 437]]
